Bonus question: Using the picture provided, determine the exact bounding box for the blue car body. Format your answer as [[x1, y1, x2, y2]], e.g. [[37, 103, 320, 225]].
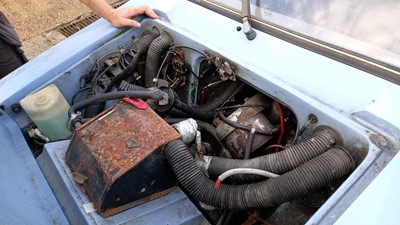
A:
[[0, 0, 399, 224]]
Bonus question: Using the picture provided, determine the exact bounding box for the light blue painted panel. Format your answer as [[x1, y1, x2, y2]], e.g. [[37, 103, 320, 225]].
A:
[[37, 140, 204, 225], [334, 151, 400, 225], [0, 110, 68, 225]]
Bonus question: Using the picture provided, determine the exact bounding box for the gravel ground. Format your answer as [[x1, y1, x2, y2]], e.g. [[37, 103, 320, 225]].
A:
[[1, 0, 116, 58]]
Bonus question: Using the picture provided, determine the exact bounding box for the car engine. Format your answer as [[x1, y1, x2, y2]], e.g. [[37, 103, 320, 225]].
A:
[[19, 26, 354, 225]]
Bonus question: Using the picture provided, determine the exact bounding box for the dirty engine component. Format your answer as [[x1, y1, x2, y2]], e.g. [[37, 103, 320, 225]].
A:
[[65, 101, 180, 216], [62, 26, 357, 224]]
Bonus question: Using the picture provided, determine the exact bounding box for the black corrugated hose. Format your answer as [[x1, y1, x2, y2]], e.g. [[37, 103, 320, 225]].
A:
[[205, 130, 336, 181], [116, 27, 161, 80], [118, 80, 147, 91], [93, 27, 161, 95], [144, 32, 174, 87], [164, 139, 354, 210], [83, 28, 160, 118]]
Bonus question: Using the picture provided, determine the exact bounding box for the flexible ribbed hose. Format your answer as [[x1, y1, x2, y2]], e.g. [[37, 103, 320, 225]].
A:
[[164, 140, 354, 210], [144, 32, 174, 87], [206, 130, 336, 181], [83, 28, 160, 117], [118, 80, 147, 91]]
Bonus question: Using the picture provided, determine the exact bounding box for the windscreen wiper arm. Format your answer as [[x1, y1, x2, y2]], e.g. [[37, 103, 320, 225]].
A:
[[242, 0, 257, 40]]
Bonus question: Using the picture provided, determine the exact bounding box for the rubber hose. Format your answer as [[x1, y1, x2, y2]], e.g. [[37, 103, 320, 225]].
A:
[[93, 28, 160, 94], [173, 80, 243, 121], [164, 140, 354, 210], [88, 78, 149, 118], [118, 80, 147, 91], [244, 129, 255, 159], [84, 28, 160, 117], [174, 98, 216, 121], [168, 107, 190, 118], [119, 28, 160, 78], [206, 130, 336, 181], [69, 90, 165, 117], [144, 32, 174, 87], [200, 80, 243, 112], [82, 88, 104, 118]]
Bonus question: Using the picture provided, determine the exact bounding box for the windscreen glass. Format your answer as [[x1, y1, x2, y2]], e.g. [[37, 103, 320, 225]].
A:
[[210, 0, 400, 70]]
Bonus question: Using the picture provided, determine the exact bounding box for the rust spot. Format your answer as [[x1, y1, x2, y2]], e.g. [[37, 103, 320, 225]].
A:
[[72, 172, 88, 185], [100, 186, 177, 217], [66, 101, 180, 216], [242, 213, 273, 225]]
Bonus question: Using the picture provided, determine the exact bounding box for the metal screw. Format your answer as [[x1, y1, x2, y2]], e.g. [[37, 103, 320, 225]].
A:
[[378, 138, 388, 147], [11, 104, 22, 113], [308, 114, 318, 123], [369, 134, 389, 149]]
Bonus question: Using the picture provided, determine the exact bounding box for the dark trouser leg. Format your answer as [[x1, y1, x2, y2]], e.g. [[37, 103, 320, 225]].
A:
[[0, 38, 25, 79]]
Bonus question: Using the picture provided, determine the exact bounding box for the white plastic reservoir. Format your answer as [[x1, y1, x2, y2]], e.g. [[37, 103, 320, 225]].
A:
[[20, 84, 72, 141]]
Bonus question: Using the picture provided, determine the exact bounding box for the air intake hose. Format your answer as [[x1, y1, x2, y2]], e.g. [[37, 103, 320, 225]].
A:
[[164, 140, 354, 210], [93, 27, 160, 95], [144, 32, 174, 87], [83, 28, 160, 118], [116, 27, 160, 81], [205, 130, 336, 181]]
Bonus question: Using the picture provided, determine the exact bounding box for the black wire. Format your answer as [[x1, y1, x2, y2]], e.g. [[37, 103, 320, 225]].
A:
[[91, 64, 113, 86], [168, 46, 208, 84], [216, 103, 272, 111], [86, 50, 123, 84], [216, 211, 228, 225], [155, 50, 174, 86], [170, 46, 207, 57], [221, 210, 235, 225], [71, 87, 91, 104], [84, 60, 100, 83], [244, 129, 256, 159], [172, 52, 201, 80], [161, 50, 206, 87]]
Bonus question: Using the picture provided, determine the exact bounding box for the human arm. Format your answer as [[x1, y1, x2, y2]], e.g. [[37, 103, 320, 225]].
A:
[[79, 0, 159, 28]]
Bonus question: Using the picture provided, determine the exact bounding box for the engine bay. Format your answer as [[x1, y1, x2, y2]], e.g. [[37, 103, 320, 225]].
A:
[[16, 19, 373, 225]]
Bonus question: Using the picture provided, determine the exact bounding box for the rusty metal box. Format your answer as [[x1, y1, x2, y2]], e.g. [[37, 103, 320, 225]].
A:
[[65, 101, 180, 217]]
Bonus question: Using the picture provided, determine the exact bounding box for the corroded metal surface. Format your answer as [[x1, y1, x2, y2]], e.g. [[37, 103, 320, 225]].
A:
[[215, 93, 274, 158], [66, 101, 180, 216]]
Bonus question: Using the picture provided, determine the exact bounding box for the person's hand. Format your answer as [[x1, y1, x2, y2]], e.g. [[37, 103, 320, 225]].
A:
[[107, 5, 159, 28]]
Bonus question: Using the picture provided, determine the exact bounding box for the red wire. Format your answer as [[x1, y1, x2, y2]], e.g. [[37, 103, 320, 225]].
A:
[[215, 178, 222, 190], [275, 101, 285, 152], [200, 86, 205, 105]]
